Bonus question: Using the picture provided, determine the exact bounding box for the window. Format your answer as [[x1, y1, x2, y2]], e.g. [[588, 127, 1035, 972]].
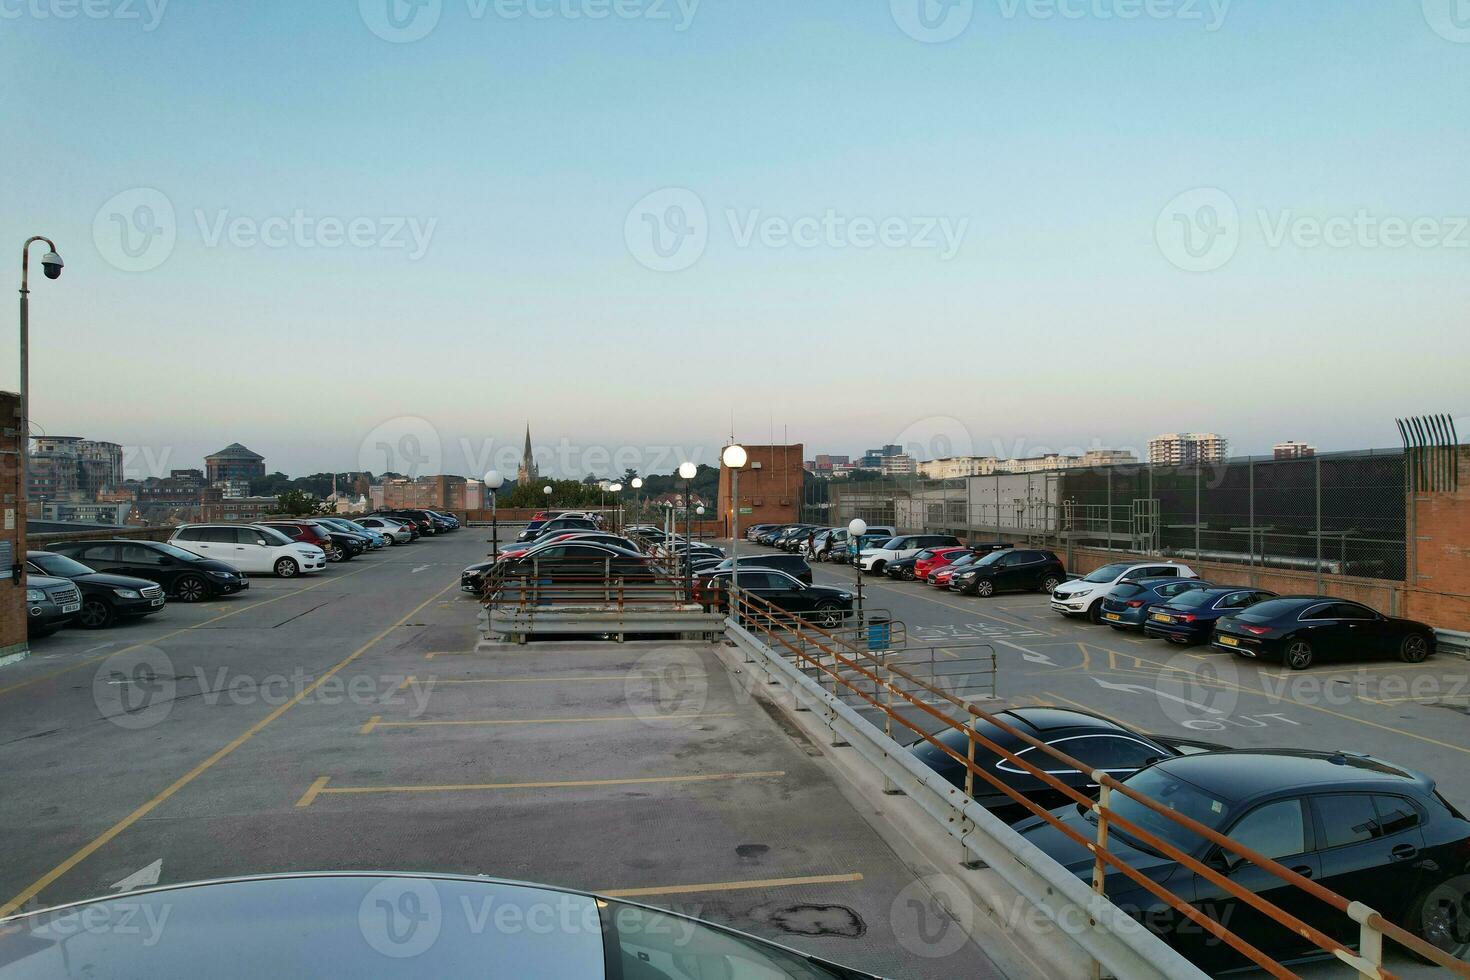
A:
[[1300, 603, 1336, 620], [1215, 591, 1253, 609], [1315, 794, 1382, 848], [997, 735, 1160, 775], [1157, 582, 1197, 597], [1373, 796, 1420, 836], [120, 544, 167, 565], [1327, 602, 1376, 620], [174, 527, 201, 541], [1144, 566, 1179, 578], [1226, 799, 1307, 861], [199, 527, 236, 544]]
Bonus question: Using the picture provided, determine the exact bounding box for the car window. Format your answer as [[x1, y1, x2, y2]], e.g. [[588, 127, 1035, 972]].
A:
[[1110, 583, 1146, 598], [174, 527, 201, 541], [1144, 566, 1178, 578], [120, 544, 168, 565], [201, 527, 236, 544], [1226, 799, 1307, 861], [1329, 602, 1377, 620], [1157, 581, 1199, 597], [1300, 602, 1336, 620], [1083, 562, 1134, 583], [1372, 795, 1421, 836], [1315, 793, 1382, 848], [1214, 591, 1253, 609], [1053, 735, 1161, 772]]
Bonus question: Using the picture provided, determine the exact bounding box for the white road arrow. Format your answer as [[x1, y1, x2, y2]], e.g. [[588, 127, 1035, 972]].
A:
[[992, 638, 1057, 667], [1091, 677, 1224, 715], [110, 859, 162, 893], [412, 565, 430, 574]]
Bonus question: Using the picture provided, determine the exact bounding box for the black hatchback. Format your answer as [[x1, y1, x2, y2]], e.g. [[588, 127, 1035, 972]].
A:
[[26, 551, 167, 629], [1015, 750, 1470, 971], [1213, 596, 1436, 670], [47, 539, 249, 602]]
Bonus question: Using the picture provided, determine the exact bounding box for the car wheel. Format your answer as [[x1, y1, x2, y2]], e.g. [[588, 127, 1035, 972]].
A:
[[1087, 601, 1104, 624], [813, 602, 844, 630], [870, 560, 886, 574], [1040, 576, 1061, 594], [975, 579, 996, 598], [274, 557, 300, 578], [1408, 880, 1470, 962], [1399, 633, 1431, 664], [174, 574, 208, 603], [902, 567, 915, 581], [78, 597, 115, 630], [1284, 640, 1314, 670]]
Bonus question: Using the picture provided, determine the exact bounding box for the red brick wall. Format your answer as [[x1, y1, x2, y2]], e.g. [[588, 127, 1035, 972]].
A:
[[0, 393, 27, 661], [1406, 448, 1470, 629], [717, 444, 804, 536]]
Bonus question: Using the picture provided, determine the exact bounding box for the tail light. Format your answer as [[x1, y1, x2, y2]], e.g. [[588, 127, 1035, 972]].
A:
[[1243, 624, 1273, 635], [1180, 614, 1197, 623], [1126, 600, 1146, 608]]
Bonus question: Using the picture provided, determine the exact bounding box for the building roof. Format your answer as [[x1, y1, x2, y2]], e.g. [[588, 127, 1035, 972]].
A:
[[206, 443, 264, 461]]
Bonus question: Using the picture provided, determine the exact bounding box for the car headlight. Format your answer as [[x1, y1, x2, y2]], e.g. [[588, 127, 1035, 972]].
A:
[[208, 570, 235, 579], [837, 592, 853, 600], [1070, 588, 1092, 598], [113, 588, 142, 599], [26, 589, 44, 602], [957, 571, 977, 579]]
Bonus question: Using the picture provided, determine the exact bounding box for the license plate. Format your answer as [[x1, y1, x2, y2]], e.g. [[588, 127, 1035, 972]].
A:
[[1104, 613, 1121, 622], [151, 597, 165, 607], [1218, 635, 1239, 647], [1151, 613, 1171, 623], [62, 602, 81, 614]]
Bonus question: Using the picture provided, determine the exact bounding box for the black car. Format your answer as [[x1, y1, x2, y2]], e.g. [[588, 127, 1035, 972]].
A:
[[1213, 596, 1436, 670], [1098, 577, 1215, 630], [699, 553, 813, 585], [47, 539, 250, 602], [25, 574, 81, 637], [495, 543, 654, 595], [377, 510, 437, 535], [26, 551, 167, 629], [884, 555, 919, 580], [461, 559, 495, 594], [1015, 750, 1470, 971], [1143, 587, 1280, 644], [908, 707, 1220, 823], [948, 548, 1066, 597], [695, 568, 853, 628], [514, 517, 598, 544]]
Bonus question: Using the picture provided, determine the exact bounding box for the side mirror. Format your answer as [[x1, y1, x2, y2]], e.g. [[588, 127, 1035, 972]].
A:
[[1205, 850, 1234, 874]]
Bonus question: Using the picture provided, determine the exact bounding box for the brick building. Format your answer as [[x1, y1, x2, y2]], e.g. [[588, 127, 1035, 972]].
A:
[[1, 393, 26, 663], [199, 487, 278, 523], [717, 443, 804, 535], [382, 475, 466, 510], [205, 443, 266, 485]]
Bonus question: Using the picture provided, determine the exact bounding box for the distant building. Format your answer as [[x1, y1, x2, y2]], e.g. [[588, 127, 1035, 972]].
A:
[[811, 454, 849, 475], [878, 453, 917, 476], [717, 444, 804, 533], [214, 479, 252, 498], [28, 436, 123, 501], [1273, 440, 1316, 459], [517, 424, 538, 484], [919, 456, 998, 479], [200, 487, 278, 523], [1148, 433, 1228, 466], [382, 474, 466, 510], [37, 500, 131, 526], [1079, 449, 1139, 468], [205, 443, 266, 484]]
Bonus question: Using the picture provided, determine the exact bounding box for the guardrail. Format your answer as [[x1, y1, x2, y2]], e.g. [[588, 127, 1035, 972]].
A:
[[1437, 629, 1470, 660], [725, 587, 1470, 980]]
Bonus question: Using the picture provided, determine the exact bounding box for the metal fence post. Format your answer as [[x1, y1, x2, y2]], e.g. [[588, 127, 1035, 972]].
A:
[[1195, 462, 1202, 560], [1248, 456, 1255, 583], [1106, 467, 1113, 552], [1316, 455, 1324, 593]]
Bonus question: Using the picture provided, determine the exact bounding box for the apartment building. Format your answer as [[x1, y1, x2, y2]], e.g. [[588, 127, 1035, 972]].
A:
[[1148, 432, 1229, 465]]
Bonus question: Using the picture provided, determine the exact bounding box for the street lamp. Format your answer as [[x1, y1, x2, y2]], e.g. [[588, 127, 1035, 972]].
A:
[[722, 445, 747, 599], [609, 483, 623, 534], [848, 518, 867, 625], [630, 476, 643, 524], [17, 238, 63, 555], [678, 461, 697, 600], [483, 469, 504, 560]]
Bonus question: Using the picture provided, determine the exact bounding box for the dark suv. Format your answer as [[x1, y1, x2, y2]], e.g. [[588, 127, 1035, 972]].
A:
[[949, 548, 1066, 597]]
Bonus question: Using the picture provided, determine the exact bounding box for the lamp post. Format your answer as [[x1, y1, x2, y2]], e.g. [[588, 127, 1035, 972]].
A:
[[609, 483, 622, 534], [484, 469, 504, 560], [631, 476, 643, 525], [543, 485, 553, 507], [848, 517, 867, 626], [722, 445, 747, 601], [678, 461, 697, 600], [17, 238, 63, 550]]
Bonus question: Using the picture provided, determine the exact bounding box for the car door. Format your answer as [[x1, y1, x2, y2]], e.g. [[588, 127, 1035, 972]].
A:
[[1334, 602, 1396, 655], [988, 551, 1030, 591], [1308, 792, 1428, 941], [116, 543, 176, 585], [1188, 797, 1321, 966], [184, 527, 232, 560], [232, 527, 277, 573], [70, 543, 123, 575]]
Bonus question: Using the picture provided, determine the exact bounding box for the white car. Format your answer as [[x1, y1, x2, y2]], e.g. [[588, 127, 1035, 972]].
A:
[[856, 534, 961, 574], [171, 524, 327, 578], [1050, 561, 1198, 622], [355, 516, 414, 544]]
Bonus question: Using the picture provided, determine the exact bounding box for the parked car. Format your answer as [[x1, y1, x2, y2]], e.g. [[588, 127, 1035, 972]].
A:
[[1014, 750, 1470, 972], [914, 546, 970, 581], [47, 539, 250, 602], [1143, 587, 1280, 644], [26, 551, 166, 629], [24, 574, 81, 637], [316, 517, 386, 549], [538, 532, 645, 552], [929, 551, 984, 588], [857, 534, 961, 574], [884, 555, 919, 580], [514, 516, 598, 543], [172, 524, 327, 578], [381, 508, 451, 534], [951, 549, 1068, 597], [494, 542, 654, 591], [695, 568, 853, 628], [1098, 577, 1215, 630], [699, 553, 813, 585], [316, 524, 370, 561], [1213, 596, 1436, 669], [1050, 561, 1197, 622], [744, 523, 781, 541], [461, 559, 495, 594], [355, 515, 414, 543], [254, 521, 340, 563], [908, 706, 1220, 823]]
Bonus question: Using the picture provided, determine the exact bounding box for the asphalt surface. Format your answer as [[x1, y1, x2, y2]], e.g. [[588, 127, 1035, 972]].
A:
[[0, 530, 1001, 980]]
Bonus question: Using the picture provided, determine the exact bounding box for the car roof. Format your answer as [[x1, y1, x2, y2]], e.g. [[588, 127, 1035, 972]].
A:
[[1155, 749, 1426, 802], [1002, 706, 1129, 734]]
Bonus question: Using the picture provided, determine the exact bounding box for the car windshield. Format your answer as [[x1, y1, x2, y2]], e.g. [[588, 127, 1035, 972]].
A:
[[1086, 766, 1233, 857], [871, 537, 902, 550], [1110, 583, 1146, 598], [256, 526, 293, 545], [1168, 590, 1218, 609], [1083, 563, 1135, 583], [948, 553, 978, 568], [1237, 598, 1310, 622], [972, 550, 1007, 567], [30, 554, 96, 577]]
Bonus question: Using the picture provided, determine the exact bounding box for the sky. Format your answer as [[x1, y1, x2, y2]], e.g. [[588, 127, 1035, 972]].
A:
[[3, 0, 1468, 480]]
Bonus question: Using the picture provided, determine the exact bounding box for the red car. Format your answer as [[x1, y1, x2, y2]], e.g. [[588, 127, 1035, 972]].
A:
[[914, 546, 969, 580], [930, 552, 981, 588]]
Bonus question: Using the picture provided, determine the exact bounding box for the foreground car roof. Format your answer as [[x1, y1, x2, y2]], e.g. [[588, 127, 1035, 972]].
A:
[[1153, 749, 1425, 800]]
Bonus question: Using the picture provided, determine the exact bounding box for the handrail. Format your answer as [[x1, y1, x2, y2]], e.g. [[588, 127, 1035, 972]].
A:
[[730, 588, 1470, 977]]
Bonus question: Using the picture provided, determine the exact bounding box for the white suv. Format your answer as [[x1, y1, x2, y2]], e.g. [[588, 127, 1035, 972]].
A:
[[171, 524, 327, 578], [857, 534, 961, 574], [1050, 561, 1198, 622]]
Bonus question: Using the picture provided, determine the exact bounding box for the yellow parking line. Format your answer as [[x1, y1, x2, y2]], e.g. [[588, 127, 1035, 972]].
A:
[[397, 676, 414, 691], [296, 770, 786, 807], [601, 872, 863, 899], [0, 561, 385, 698], [0, 575, 461, 918], [363, 712, 734, 731]]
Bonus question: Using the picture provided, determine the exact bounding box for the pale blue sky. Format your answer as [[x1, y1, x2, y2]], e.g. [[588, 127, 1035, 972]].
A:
[[4, 0, 1467, 478]]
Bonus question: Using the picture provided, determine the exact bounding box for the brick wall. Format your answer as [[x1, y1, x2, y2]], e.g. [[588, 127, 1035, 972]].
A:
[[717, 444, 804, 536], [1406, 447, 1470, 629], [0, 393, 27, 662]]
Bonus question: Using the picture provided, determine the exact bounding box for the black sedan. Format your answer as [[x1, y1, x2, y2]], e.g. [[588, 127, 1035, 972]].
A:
[[46, 539, 249, 602], [908, 707, 1219, 823], [461, 559, 495, 595], [695, 568, 853, 628], [1143, 586, 1279, 644], [1015, 750, 1470, 971], [1213, 596, 1435, 669], [884, 555, 919, 580], [26, 551, 166, 629]]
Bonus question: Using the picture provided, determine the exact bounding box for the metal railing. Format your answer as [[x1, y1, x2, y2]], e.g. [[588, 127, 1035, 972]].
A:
[[726, 587, 1470, 979]]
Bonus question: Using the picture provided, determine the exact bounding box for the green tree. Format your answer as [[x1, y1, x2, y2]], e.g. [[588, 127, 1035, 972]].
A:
[[275, 489, 326, 516]]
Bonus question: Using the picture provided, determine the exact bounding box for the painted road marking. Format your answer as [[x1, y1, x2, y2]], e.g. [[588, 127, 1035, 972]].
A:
[[855, 578, 1055, 637], [426, 674, 708, 685], [109, 859, 162, 893], [0, 576, 461, 918], [1091, 676, 1225, 715], [990, 638, 1057, 667], [296, 770, 786, 807], [601, 872, 864, 898], [359, 712, 734, 733]]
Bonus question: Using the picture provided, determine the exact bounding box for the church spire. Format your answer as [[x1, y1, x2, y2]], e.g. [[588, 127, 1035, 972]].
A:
[[517, 423, 538, 483]]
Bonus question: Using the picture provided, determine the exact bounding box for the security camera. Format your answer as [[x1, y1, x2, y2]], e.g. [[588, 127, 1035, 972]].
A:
[[41, 251, 63, 280]]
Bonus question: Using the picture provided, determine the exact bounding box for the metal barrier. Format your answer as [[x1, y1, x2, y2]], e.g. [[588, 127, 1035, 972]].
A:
[[1437, 629, 1470, 661], [726, 587, 1470, 980]]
